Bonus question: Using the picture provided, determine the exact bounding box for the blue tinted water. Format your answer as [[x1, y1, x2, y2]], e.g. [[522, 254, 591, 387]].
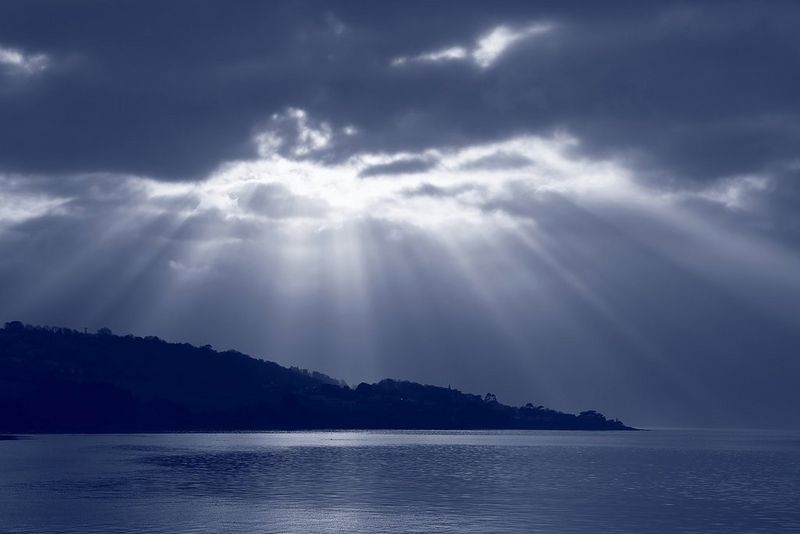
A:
[[1, 429, 799, 533]]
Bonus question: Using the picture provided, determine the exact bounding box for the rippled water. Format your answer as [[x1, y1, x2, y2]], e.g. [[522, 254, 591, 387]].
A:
[[1, 429, 799, 533]]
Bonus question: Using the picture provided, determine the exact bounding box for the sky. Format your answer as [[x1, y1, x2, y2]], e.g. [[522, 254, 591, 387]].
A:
[[1, 0, 799, 428]]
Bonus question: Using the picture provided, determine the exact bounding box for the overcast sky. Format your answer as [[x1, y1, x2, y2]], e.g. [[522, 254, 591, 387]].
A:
[[2, 1, 799, 428]]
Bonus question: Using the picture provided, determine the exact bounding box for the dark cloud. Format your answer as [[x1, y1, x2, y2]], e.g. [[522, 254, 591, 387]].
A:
[[0, 1, 796, 187], [402, 182, 484, 198], [359, 156, 438, 178], [458, 151, 534, 171]]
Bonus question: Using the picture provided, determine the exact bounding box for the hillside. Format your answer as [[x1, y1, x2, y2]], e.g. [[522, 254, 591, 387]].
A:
[[0, 322, 632, 432]]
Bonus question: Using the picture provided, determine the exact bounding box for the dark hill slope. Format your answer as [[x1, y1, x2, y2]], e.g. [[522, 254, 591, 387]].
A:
[[0, 322, 632, 432]]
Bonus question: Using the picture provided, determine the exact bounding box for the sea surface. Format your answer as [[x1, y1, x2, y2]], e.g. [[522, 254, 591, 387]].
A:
[[1, 429, 799, 533]]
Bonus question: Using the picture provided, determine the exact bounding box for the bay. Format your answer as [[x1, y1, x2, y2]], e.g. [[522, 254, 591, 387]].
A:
[[1, 429, 799, 533]]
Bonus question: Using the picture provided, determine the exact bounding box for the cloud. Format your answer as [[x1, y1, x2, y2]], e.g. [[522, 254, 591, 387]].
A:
[[0, 187, 65, 226], [235, 183, 329, 219], [402, 182, 485, 199], [391, 46, 468, 66], [458, 151, 534, 171], [679, 174, 771, 210], [0, 44, 48, 75], [254, 108, 333, 159], [472, 23, 553, 68], [2, 120, 771, 245], [359, 156, 438, 178], [392, 23, 553, 69], [0, 1, 797, 193]]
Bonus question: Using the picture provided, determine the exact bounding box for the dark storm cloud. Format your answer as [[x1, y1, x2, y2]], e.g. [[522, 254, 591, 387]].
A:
[[0, 0, 798, 187]]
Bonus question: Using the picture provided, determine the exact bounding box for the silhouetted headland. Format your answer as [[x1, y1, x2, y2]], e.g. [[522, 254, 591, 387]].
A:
[[0, 322, 633, 432]]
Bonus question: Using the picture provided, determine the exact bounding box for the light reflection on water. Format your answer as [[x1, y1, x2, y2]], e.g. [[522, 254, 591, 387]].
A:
[[1, 429, 799, 533]]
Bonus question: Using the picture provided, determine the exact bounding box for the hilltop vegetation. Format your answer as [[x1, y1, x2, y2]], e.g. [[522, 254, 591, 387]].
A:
[[0, 322, 632, 432]]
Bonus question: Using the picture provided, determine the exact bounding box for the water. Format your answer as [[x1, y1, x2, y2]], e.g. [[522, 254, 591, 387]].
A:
[[1, 430, 799, 533]]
